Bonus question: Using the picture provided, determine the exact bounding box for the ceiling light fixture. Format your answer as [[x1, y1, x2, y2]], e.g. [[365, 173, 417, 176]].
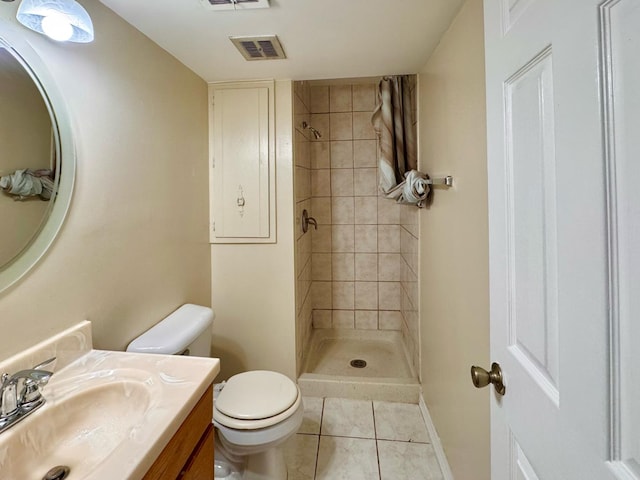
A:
[[16, 0, 94, 43]]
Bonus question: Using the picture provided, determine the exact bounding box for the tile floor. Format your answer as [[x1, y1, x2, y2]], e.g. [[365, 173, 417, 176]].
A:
[[283, 397, 444, 480]]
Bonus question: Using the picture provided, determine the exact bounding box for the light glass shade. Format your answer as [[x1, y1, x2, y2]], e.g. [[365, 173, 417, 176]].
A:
[[16, 0, 94, 43]]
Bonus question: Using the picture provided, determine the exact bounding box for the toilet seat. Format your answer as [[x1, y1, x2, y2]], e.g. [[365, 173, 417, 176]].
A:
[[214, 370, 301, 430]]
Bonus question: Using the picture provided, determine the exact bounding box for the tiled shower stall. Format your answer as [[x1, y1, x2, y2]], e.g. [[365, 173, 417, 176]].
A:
[[294, 78, 420, 384]]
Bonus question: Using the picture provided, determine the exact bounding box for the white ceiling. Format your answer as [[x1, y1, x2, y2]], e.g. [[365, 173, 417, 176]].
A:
[[99, 0, 465, 83]]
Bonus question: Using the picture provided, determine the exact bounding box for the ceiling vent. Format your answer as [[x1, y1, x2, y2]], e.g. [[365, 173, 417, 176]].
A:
[[201, 0, 270, 11], [230, 35, 287, 61]]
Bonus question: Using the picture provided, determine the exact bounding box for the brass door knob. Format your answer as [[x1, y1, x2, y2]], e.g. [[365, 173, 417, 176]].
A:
[[470, 362, 505, 396]]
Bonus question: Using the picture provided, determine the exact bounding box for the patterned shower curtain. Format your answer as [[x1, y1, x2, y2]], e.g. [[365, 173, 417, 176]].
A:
[[372, 75, 417, 193]]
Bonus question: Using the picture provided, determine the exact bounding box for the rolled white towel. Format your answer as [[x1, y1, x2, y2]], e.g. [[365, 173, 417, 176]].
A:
[[0, 169, 54, 200], [384, 170, 431, 208]]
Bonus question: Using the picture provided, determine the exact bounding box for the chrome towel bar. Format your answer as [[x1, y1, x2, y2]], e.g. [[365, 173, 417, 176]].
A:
[[426, 176, 454, 187]]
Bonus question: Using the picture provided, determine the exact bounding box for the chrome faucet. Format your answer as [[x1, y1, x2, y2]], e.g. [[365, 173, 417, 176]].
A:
[[0, 357, 55, 434]]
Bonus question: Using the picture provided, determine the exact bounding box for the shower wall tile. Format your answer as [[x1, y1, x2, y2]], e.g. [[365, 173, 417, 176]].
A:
[[353, 140, 377, 168], [354, 197, 378, 224], [330, 85, 353, 113], [379, 311, 402, 331], [294, 82, 314, 376], [330, 141, 354, 169], [307, 79, 419, 341], [331, 169, 354, 197], [332, 225, 355, 252], [312, 226, 332, 252], [330, 113, 353, 140], [355, 310, 378, 330], [311, 141, 330, 169], [313, 281, 333, 309], [378, 225, 400, 253], [294, 199, 305, 241], [333, 282, 355, 309], [400, 203, 419, 237], [313, 309, 332, 329], [355, 254, 378, 281], [310, 113, 330, 140], [295, 130, 310, 168], [296, 233, 311, 276], [353, 112, 377, 140], [378, 197, 401, 224], [354, 168, 378, 196], [379, 282, 401, 310], [294, 92, 305, 128], [296, 166, 311, 202], [310, 86, 329, 113], [332, 254, 354, 281], [354, 225, 378, 252], [355, 281, 378, 310], [332, 197, 355, 224], [312, 253, 332, 281], [311, 198, 332, 225], [400, 228, 418, 273], [332, 310, 355, 329], [311, 169, 331, 197], [352, 84, 376, 112], [378, 254, 401, 281]]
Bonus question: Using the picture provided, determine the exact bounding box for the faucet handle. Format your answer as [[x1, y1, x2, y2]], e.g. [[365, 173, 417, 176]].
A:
[[12, 359, 56, 410], [33, 357, 56, 371], [0, 374, 17, 417], [19, 365, 54, 408]]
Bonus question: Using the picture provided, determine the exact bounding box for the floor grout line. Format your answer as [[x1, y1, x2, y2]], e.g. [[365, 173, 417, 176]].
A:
[[312, 397, 325, 480], [372, 401, 382, 480]]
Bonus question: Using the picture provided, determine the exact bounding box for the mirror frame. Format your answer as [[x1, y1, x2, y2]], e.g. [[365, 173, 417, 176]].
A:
[[0, 19, 75, 294]]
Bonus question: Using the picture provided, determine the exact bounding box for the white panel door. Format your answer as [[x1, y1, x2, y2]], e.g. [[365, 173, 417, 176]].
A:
[[485, 0, 640, 478]]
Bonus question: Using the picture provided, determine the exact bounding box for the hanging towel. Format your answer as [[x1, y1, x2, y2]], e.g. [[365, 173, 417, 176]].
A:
[[372, 75, 417, 194], [0, 169, 54, 200], [384, 170, 431, 208]]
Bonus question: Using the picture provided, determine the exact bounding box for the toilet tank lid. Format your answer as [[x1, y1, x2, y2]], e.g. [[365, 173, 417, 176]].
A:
[[126, 304, 214, 355]]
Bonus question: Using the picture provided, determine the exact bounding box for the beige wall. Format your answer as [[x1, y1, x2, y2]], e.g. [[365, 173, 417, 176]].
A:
[[0, 0, 211, 358], [417, 1, 490, 479], [211, 80, 296, 381]]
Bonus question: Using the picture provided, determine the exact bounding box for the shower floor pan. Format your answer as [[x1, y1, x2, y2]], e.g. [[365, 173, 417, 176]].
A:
[[298, 329, 420, 403]]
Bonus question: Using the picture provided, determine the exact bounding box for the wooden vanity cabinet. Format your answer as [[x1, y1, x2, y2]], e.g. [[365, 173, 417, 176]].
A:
[[143, 385, 214, 480]]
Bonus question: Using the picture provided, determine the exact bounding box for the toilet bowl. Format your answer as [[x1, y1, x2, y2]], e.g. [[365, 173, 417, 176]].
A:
[[126, 304, 302, 480]]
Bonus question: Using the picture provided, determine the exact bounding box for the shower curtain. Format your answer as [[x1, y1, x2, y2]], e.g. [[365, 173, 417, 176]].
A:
[[372, 75, 430, 207], [372, 75, 416, 191]]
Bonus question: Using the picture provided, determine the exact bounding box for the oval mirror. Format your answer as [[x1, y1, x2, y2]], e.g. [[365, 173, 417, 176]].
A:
[[0, 22, 75, 293]]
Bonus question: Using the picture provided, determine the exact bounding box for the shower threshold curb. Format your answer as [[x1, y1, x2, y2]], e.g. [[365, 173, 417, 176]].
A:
[[297, 373, 421, 403]]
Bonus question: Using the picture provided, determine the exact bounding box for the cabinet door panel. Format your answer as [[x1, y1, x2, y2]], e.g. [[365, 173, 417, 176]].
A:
[[210, 81, 275, 243], [180, 424, 214, 480]]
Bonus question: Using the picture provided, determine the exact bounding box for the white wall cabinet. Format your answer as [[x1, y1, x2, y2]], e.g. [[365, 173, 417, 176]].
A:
[[209, 81, 276, 243]]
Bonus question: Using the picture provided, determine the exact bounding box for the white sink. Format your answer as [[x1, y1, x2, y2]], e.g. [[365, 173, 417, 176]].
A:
[[0, 323, 220, 480]]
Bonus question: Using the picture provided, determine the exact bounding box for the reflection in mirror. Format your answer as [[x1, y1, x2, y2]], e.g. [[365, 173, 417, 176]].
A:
[[0, 22, 75, 294], [0, 47, 58, 267]]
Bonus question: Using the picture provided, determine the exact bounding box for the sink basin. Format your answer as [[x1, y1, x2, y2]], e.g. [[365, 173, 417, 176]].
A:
[[0, 345, 220, 480], [0, 380, 151, 479]]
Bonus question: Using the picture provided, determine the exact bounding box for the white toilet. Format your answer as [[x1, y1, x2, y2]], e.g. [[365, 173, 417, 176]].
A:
[[126, 304, 303, 480]]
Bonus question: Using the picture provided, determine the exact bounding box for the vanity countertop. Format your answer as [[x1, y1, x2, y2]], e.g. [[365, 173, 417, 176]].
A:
[[0, 322, 220, 480]]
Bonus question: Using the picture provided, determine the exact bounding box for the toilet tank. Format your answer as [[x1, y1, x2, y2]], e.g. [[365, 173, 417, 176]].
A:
[[126, 304, 214, 357]]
